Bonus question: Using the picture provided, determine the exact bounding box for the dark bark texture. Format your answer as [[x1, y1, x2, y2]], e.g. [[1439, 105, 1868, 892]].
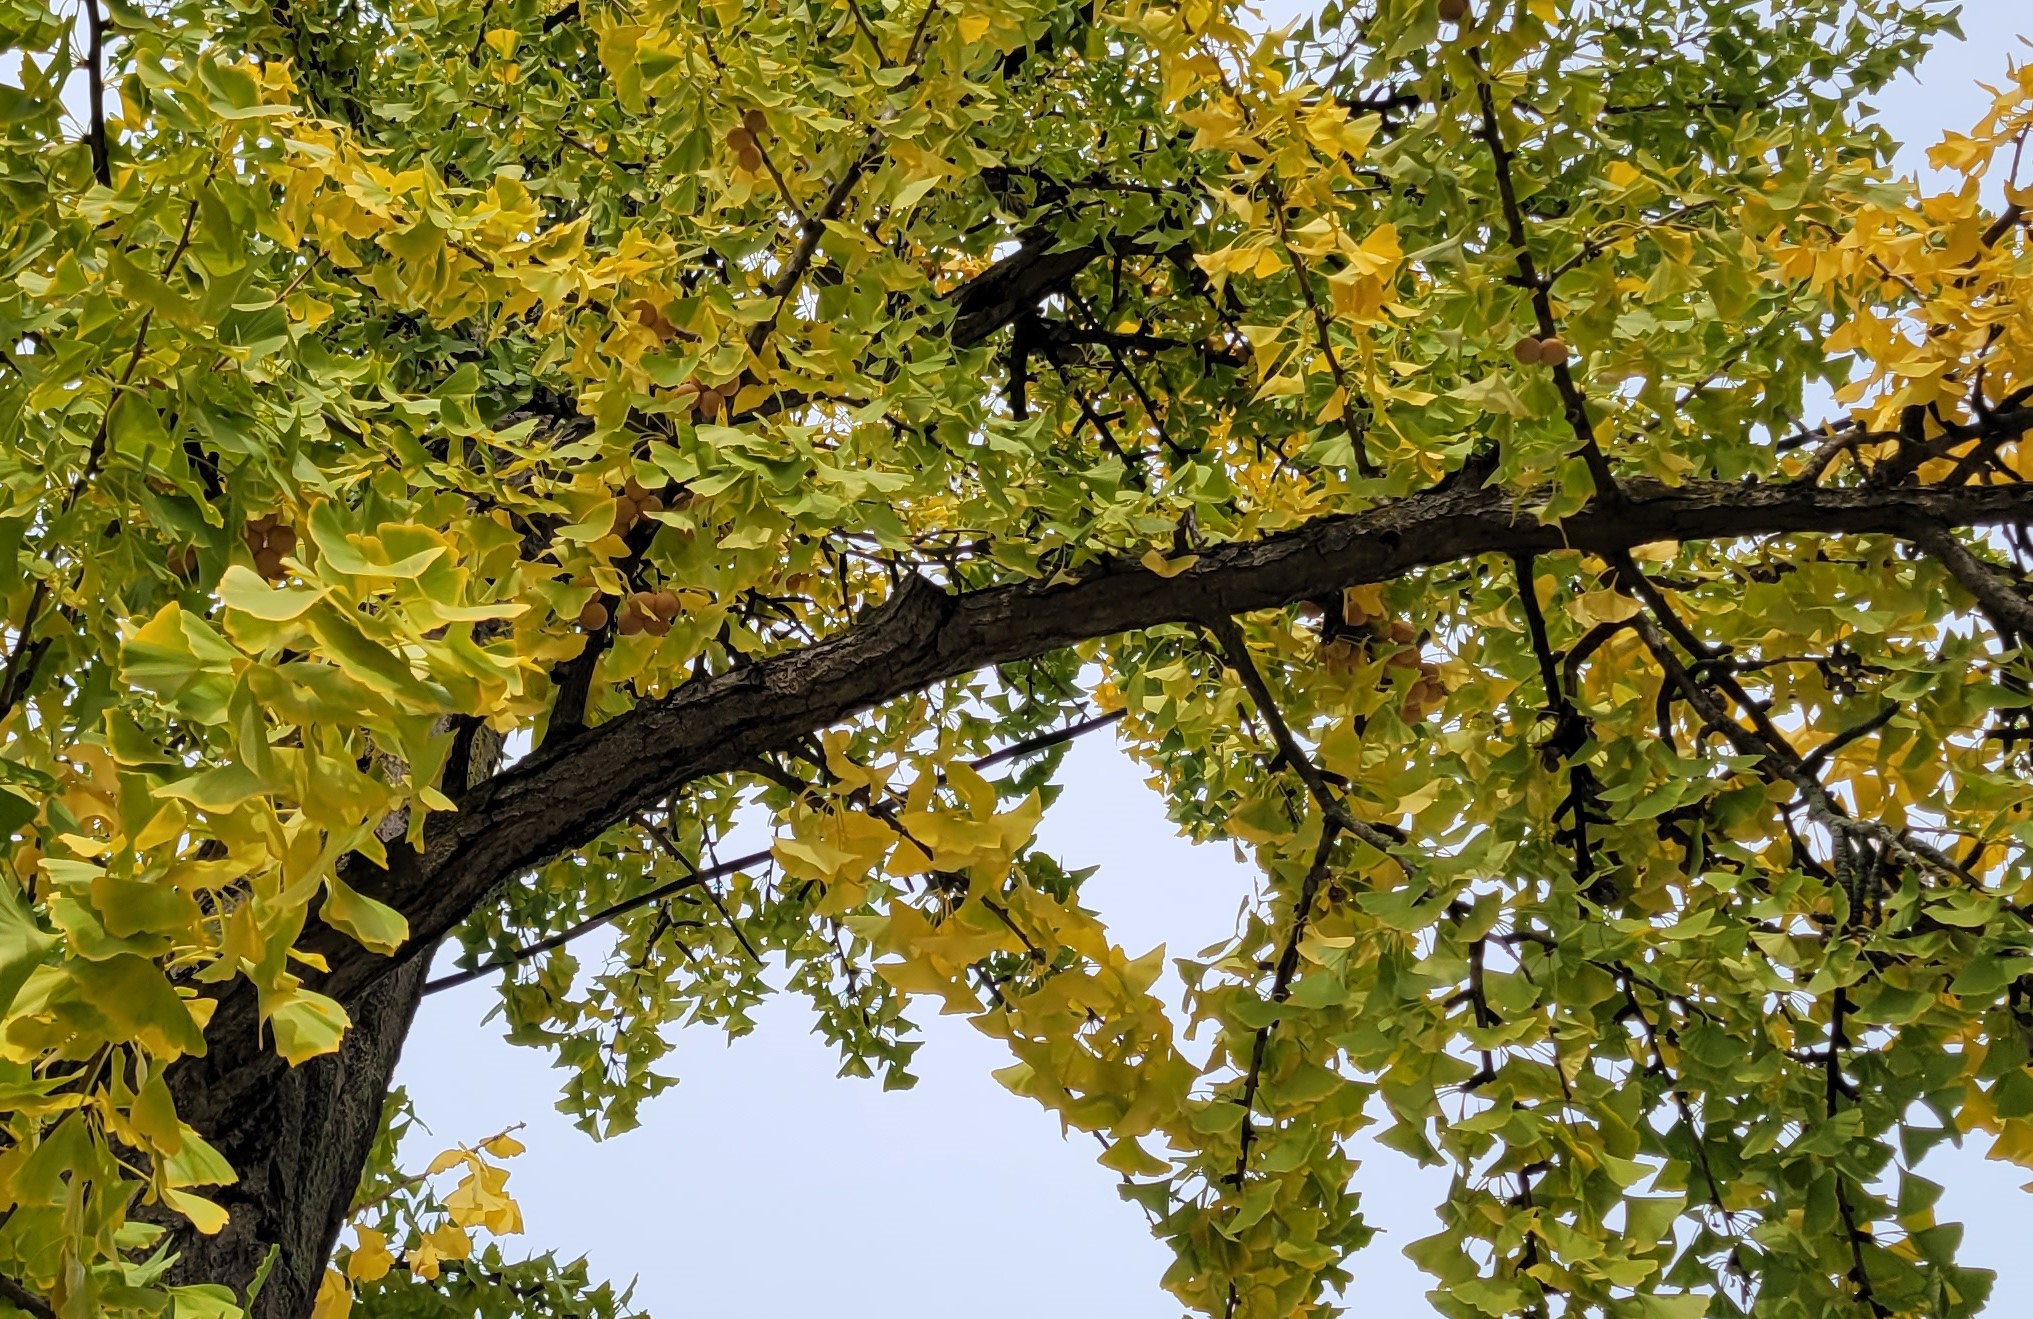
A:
[[163, 728, 499, 1316], [167, 956, 432, 1319]]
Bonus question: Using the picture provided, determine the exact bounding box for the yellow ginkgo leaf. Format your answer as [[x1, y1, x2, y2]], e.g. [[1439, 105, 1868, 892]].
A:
[[1140, 549, 1201, 579]]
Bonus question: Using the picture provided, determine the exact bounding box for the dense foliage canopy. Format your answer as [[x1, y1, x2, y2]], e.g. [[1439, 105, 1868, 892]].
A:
[[2, 0, 2032, 1315]]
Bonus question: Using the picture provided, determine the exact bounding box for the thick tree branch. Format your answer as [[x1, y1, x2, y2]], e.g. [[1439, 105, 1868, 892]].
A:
[[187, 476, 2033, 1112], [1911, 523, 2033, 642], [949, 236, 1107, 347], [0, 1273, 56, 1319], [361, 478, 2033, 991]]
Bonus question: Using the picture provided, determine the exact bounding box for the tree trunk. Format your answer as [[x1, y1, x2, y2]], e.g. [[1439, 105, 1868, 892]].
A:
[[162, 724, 501, 1318], [165, 952, 432, 1318]]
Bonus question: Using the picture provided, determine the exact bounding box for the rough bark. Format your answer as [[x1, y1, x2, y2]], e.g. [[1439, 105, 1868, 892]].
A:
[[949, 234, 1105, 347], [162, 728, 500, 1316], [166, 954, 432, 1319]]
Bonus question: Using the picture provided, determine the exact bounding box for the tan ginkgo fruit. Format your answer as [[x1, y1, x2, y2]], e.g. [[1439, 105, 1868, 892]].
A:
[[245, 514, 296, 581]]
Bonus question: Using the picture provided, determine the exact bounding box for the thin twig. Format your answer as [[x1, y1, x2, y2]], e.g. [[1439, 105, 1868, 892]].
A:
[[1546, 198, 1718, 283], [636, 813, 762, 965], [1209, 615, 1410, 869], [1800, 703, 1899, 773], [970, 709, 1124, 771], [422, 857, 729, 994], [1223, 822, 1341, 1318], [1472, 66, 1619, 500], [424, 707, 1127, 994]]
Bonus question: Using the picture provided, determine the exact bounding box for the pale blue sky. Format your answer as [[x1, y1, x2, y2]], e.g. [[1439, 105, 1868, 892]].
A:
[[397, 5, 2033, 1314]]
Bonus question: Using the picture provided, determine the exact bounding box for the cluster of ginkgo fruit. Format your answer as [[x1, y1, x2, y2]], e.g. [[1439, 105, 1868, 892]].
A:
[[608, 474, 665, 532], [1306, 586, 1450, 717], [726, 108, 768, 175], [578, 587, 683, 638], [620, 291, 760, 421], [1511, 333, 1572, 367], [244, 512, 298, 581], [573, 474, 691, 637], [628, 297, 679, 340], [670, 375, 738, 422]]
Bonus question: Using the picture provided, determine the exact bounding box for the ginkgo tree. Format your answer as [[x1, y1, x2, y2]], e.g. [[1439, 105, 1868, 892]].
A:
[[2, 0, 2031, 1312]]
